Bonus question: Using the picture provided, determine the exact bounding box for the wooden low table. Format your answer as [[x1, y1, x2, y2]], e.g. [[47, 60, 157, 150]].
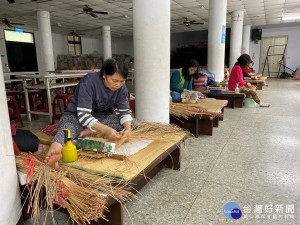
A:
[[21, 132, 186, 225], [204, 91, 245, 108], [244, 77, 267, 90], [170, 99, 227, 137]]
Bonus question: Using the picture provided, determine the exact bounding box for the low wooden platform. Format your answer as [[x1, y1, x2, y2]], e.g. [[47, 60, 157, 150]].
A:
[[203, 91, 245, 108], [170, 99, 227, 137], [21, 131, 186, 225], [244, 77, 267, 90]]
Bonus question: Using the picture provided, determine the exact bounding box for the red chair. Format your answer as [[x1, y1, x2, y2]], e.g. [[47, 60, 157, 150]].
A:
[[52, 94, 74, 124], [21, 90, 49, 120], [7, 96, 24, 127]]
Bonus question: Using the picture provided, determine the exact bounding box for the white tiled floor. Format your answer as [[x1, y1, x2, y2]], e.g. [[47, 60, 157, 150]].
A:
[[24, 79, 300, 225]]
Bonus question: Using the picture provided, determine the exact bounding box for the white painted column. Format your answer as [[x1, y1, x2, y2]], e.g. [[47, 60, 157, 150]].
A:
[[229, 11, 244, 71], [0, 57, 22, 225], [102, 26, 112, 60], [242, 25, 251, 54], [207, 0, 228, 82], [133, 0, 170, 123], [37, 11, 55, 74]]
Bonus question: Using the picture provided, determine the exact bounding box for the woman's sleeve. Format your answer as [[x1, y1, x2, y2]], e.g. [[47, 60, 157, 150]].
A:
[[115, 87, 133, 125], [76, 77, 99, 131], [237, 67, 247, 87], [188, 77, 193, 91], [170, 71, 184, 93]]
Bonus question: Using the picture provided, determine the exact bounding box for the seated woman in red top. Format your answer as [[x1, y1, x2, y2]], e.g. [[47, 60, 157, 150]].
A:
[[242, 61, 262, 79], [228, 54, 270, 107]]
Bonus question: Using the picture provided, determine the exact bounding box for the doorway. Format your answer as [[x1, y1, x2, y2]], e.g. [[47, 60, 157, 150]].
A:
[[4, 30, 38, 72], [259, 36, 288, 77]]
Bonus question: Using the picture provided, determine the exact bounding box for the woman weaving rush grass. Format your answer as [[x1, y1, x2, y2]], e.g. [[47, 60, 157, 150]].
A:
[[228, 54, 270, 107], [44, 58, 133, 167], [170, 59, 199, 102]]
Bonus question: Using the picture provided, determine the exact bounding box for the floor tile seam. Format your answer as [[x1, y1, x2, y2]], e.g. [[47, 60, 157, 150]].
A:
[[202, 179, 300, 201], [180, 129, 235, 225], [295, 98, 300, 108]]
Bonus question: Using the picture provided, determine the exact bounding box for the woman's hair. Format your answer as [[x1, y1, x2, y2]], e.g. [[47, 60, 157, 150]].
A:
[[182, 59, 199, 80], [235, 54, 252, 68], [100, 58, 128, 79]]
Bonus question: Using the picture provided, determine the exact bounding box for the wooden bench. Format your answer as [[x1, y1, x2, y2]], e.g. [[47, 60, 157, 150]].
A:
[[21, 131, 186, 225], [244, 77, 267, 90], [170, 99, 227, 137], [204, 91, 245, 108]]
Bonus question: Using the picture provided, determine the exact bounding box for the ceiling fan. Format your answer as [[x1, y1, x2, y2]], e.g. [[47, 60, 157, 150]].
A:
[[80, 5, 108, 18], [2, 18, 25, 28], [183, 17, 204, 27]]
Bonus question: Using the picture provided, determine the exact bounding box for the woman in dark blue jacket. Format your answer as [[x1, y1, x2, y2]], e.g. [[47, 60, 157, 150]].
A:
[[45, 58, 132, 167]]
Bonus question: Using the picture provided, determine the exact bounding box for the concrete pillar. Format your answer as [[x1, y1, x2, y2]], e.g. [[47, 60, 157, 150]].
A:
[[102, 26, 112, 60], [229, 11, 244, 71], [0, 57, 22, 225], [37, 11, 55, 74], [207, 0, 228, 82], [242, 25, 251, 54], [133, 0, 170, 123]]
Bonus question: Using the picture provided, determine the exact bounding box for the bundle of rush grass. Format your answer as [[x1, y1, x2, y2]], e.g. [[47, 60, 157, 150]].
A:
[[170, 102, 207, 119], [88, 121, 189, 143], [15, 153, 134, 225], [61, 166, 135, 203]]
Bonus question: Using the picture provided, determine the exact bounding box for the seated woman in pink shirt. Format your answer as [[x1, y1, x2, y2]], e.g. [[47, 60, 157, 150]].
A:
[[228, 54, 270, 107]]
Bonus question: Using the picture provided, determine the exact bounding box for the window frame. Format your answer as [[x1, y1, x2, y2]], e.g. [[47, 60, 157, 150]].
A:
[[67, 34, 82, 56]]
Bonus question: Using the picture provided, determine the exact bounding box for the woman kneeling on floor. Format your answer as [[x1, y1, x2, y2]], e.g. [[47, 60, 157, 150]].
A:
[[228, 54, 270, 107], [44, 58, 133, 168]]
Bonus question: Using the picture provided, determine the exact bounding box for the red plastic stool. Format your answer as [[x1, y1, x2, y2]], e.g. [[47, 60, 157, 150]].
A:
[[52, 94, 73, 124], [6, 90, 23, 111], [21, 90, 49, 120], [7, 96, 24, 127]]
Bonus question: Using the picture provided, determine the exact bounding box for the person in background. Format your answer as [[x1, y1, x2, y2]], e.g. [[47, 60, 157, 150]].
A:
[[170, 59, 199, 102], [228, 54, 270, 107], [242, 61, 262, 79], [44, 58, 133, 167]]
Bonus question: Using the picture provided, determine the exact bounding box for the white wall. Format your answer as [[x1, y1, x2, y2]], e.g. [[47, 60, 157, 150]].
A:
[[249, 25, 300, 73], [249, 40, 261, 72], [52, 33, 68, 68], [81, 37, 102, 55]]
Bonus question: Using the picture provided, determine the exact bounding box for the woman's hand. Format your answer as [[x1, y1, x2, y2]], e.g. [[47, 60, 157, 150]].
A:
[[122, 125, 131, 138], [121, 121, 132, 138], [246, 82, 251, 87], [103, 126, 122, 140]]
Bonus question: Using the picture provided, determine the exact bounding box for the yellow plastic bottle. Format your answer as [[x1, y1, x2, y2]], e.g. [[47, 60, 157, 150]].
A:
[[62, 129, 78, 163]]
